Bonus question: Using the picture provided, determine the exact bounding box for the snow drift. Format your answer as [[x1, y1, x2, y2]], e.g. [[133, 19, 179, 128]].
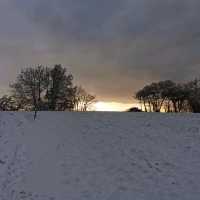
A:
[[0, 112, 200, 200]]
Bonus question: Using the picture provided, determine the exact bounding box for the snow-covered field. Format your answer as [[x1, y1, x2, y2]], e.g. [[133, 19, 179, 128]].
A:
[[1, 112, 200, 200]]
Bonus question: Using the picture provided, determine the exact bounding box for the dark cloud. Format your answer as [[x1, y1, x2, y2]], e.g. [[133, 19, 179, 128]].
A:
[[0, 0, 200, 102]]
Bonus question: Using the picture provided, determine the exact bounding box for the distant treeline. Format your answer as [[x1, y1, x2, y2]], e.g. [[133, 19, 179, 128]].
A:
[[0, 65, 96, 113], [135, 79, 200, 113]]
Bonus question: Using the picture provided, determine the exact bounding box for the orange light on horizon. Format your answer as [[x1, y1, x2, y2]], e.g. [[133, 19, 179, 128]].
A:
[[92, 101, 140, 112]]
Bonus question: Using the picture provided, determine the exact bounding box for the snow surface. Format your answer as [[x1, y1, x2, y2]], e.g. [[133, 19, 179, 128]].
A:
[[1, 112, 200, 200]]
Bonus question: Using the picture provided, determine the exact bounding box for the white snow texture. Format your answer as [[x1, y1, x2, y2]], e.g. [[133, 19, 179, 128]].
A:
[[0, 112, 200, 200]]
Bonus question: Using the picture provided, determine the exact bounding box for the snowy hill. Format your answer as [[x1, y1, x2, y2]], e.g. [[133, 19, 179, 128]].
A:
[[1, 112, 200, 200]]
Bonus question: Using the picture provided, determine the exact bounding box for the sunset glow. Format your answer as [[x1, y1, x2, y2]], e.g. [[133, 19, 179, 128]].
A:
[[93, 101, 140, 112]]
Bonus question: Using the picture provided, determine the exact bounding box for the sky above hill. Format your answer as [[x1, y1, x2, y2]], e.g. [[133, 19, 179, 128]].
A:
[[0, 0, 200, 106]]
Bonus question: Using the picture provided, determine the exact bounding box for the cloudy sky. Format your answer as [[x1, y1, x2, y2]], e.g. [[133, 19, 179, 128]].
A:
[[0, 0, 200, 105]]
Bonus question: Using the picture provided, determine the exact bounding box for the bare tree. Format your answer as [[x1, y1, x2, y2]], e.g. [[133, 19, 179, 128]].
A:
[[74, 86, 96, 111], [135, 87, 149, 112], [136, 82, 164, 112], [10, 66, 49, 118], [9, 65, 79, 115], [135, 80, 183, 112], [185, 78, 200, 113]]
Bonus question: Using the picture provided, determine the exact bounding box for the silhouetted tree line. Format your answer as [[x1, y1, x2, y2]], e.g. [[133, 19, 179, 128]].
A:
[[0, 65, 95, 114], [135, 79, 200, 113]]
